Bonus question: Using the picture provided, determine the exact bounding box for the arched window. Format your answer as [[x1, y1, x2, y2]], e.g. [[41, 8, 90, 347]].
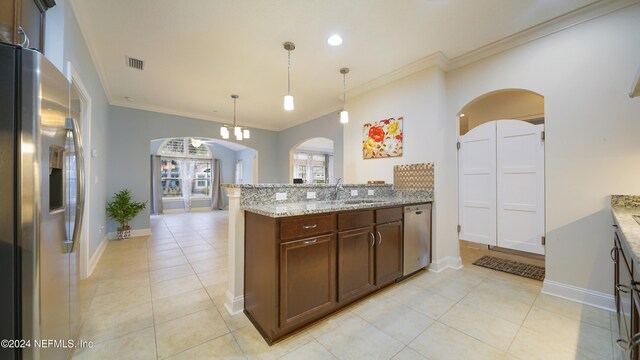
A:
[[158, 138, 213, 199]]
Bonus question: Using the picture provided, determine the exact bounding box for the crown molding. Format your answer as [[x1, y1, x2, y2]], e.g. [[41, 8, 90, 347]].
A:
[[346, 0, 639, 100], [447, 0, 640, 71], [109, 100, 282, 132], [347, 52, 449, 99], [69, 0, 115, 106]]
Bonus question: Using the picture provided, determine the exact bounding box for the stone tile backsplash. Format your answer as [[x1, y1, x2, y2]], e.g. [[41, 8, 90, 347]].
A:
[[393, 163, 434, 189]]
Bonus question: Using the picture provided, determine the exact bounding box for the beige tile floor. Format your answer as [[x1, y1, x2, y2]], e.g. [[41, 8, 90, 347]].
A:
[[73, 211, 618, 359]]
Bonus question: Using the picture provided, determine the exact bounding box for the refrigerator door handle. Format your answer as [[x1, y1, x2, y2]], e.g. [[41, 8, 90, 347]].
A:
[[66, 117, 85, 253]]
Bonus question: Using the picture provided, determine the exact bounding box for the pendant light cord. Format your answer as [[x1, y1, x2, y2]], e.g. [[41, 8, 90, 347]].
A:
[[287, 50, 292, 95], [233, 97, 237, 127], [343, 73, 346, 108]]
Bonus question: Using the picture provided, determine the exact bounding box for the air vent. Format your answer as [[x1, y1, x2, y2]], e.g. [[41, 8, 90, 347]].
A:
[[126, 56, 144, 70]]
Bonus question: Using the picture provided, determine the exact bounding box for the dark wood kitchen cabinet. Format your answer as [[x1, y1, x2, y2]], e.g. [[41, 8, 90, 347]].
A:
[[244, 205, 409, 344], [279, 234, 336, 331], [337, 226, 375, 303], [375, 220, 403, 287], [612, 223, 640, 359], [0, 0, 55, 53]]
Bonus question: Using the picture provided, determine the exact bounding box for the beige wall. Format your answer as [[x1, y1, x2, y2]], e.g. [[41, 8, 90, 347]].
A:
[[343, 66, 460, 265], [446, 4, 640, 296], [342, 4, 640, 299]]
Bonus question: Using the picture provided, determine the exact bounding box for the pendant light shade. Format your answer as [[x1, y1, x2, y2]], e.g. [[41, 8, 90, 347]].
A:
[[340, 110, 349, 124], [284, 95, 294, 111], [283, 42, 295, 111], [220, 94, 250, 140], [340, 67, 350, 124]]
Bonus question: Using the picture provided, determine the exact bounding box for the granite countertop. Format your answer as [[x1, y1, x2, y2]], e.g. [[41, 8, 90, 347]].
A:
[[243, 196, 433, 218], [611, 195, 640, 264]]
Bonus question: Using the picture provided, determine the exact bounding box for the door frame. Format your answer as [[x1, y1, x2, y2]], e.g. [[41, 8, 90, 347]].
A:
[[66, 62, 92, 279]]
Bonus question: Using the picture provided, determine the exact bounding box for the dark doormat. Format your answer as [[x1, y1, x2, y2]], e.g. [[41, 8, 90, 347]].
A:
[[472, 255, 545, 281]]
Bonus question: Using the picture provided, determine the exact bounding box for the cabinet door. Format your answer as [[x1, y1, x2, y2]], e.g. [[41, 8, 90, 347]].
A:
[[375, 221, 403, 286], [19, 0, 46, 52], [280, 234, 336, 330], [338, 227, 375, 303]]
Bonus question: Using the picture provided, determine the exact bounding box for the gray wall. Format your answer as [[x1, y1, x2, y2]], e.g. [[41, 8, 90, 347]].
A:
[[45, 1, 111, 257], [107, 107, 279, 231], [210, 143, 237, 185], [236, 148, 257, 184], [276, 112, 344, 183]]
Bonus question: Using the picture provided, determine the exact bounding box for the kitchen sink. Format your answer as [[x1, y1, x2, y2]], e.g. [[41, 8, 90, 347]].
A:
[[633, 215, 640, 226]]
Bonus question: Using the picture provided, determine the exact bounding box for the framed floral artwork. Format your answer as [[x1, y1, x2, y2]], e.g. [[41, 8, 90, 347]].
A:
[[362, 117, 403, 159]]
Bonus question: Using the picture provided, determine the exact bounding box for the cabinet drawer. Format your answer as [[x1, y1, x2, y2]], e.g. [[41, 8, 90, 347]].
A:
[[280, 214, 336, 241], [338, 210, 374, 231], [376, 207, 402, 224]]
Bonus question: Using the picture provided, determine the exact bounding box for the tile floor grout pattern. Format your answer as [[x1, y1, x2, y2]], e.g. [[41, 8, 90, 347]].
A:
[[73, 211, 619, 359]]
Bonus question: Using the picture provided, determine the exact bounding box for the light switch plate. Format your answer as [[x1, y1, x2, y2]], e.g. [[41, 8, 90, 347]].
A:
[[307, 191, 316, 199], [276, 192, 287, 201], [351, 190, 358, 196], [368, 190, 375, 196]]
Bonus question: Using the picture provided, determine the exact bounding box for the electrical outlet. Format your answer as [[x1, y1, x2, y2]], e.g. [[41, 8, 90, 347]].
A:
[[307, 191, 316, 199], [351, 189, 358, 196], [368, 189, 375, 196], [276, 192, 287, 201]]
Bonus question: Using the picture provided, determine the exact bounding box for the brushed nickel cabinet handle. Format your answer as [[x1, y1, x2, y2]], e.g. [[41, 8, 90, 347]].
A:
[[616, 338, 630, 351], [617, 284, 630, 294], [369, 232, 375, 247], [611, 247, 617, 262], [18, 26, 29, 48], [377, 231, 382, 246], [302, 224, 317, 229], [303, 239, 317, 245]]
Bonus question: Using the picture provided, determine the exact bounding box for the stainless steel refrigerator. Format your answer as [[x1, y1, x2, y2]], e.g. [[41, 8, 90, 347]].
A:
[[0, 42, 85, 360]]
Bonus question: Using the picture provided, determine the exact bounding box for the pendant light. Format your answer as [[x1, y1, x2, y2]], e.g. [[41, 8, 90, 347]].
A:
[[219, 94, 250, 140], [339, 67, 350, 124], [283, 42, 295, 111]]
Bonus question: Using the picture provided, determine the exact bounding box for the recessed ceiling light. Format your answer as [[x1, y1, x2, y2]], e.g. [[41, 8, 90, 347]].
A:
[[327, 34, 343, 46]]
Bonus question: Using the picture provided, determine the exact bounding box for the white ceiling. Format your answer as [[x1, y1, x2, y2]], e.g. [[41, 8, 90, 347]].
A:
[[70, 0, 603, 131]]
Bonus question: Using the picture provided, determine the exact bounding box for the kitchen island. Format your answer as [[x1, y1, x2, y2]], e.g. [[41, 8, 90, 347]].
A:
[[237, 184, 432, 344]]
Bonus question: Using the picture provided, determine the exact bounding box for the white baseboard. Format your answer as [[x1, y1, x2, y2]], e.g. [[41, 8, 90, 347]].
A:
[[542, 279, 615, 312], [428, 256, 463, 273], [107, 228, 152, 240], [224, 290, 244, 316], [161, 207, 212, 214], [88, 235, 108, 277]]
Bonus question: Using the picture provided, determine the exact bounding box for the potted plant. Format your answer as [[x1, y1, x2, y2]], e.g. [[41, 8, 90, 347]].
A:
[[106, 189, 147, 239]]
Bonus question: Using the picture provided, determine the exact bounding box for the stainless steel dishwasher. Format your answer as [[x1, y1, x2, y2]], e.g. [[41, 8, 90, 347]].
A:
[[403, 203, 432, 276]]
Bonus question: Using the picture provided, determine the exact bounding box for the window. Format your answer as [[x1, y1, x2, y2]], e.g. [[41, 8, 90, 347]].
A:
[[293, 151, 328, 184], [158, 138, 213, 199]]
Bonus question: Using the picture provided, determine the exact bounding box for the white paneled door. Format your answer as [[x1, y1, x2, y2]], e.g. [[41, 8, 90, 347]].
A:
[[458, 120, 545, 255], [497, 120, 545, 254], [458, 121, 496, 246]]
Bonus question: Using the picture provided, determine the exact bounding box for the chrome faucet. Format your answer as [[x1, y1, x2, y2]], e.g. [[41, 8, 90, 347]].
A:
[[334, 177, 344, 200]]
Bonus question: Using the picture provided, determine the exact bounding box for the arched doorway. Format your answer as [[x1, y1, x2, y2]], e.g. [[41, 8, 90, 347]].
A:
[[457, 89, 546, 268], [458, 89, 544, 135], [150, 137, 258, 214], [289, 137, 335, 184]]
